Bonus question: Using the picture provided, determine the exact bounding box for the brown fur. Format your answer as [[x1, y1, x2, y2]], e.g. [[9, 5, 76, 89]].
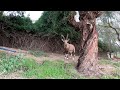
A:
[[64, 43, 75, 54], [61, 34, 75, 60]]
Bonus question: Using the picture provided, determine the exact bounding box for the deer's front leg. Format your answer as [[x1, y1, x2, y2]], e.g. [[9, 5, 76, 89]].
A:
[[64, 50, 69, 60]]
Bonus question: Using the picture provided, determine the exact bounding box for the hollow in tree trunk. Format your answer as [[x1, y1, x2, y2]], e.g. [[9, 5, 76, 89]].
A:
[[68, 11, 103, 76]]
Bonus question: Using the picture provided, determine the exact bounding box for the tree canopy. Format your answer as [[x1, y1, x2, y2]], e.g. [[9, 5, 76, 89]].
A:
[[34, 11, 80, 41], [0, 11, 34, 32]]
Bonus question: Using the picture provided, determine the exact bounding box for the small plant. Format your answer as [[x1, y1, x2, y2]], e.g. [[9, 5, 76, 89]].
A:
[[0, 53, 24, 74], [21, 58, 39, 71]]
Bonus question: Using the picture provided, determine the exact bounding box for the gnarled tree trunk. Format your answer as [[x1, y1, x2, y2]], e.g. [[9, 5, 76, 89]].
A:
[[68, 11, 103, 76]]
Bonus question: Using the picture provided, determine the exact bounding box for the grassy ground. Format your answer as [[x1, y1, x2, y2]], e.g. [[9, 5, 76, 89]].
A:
[[0, 51, 87, 79], [0, 51, 120, 79], [98, 59, 120, 79], [117, 53, 120, 57]]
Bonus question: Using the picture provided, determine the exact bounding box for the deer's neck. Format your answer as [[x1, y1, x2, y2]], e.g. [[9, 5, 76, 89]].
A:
[[64, 43, 69, 49]]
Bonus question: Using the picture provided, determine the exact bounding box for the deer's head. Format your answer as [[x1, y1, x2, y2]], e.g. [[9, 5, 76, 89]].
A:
[[61, 34, 70, 45]]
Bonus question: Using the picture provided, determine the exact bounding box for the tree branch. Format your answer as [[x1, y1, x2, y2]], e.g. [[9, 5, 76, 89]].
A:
[[68, 11, 103, 31], [108, 22, 120, 41], [68, 11, 82, 31], [115, 43, 120, 48], [98, 23, 120, 42]]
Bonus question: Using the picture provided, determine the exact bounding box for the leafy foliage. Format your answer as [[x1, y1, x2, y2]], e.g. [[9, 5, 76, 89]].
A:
[[0, 11, 34, 32], [34, 11, 80, 41], [0, 52, 24, 73]]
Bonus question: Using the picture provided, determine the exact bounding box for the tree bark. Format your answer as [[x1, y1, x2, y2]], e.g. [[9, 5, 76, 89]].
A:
[[68, 11, 103, 76], [77, 20, 99, 76]]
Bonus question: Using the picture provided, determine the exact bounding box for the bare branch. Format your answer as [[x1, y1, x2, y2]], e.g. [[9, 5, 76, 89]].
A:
[[68, 11, 81, 30], [98, 22, 120, 42], [115, 43, 120, 48], [108, 22, 120, 41]]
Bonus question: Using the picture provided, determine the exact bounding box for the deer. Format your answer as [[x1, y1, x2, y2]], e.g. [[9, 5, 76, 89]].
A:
[[61, 34, 75, 60]]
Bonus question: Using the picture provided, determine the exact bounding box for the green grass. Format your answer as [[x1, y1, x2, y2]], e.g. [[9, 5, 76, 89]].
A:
[[0, 52, 87, 79], [23, 60, 87, 79], [1, 51, 120, 79], [0, 52, 24, 74], [29, 50, 48, 57], [99, 59, 120, 68], [117, 53, 120, 58]]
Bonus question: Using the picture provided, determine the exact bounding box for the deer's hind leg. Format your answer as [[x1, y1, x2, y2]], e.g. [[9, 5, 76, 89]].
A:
[[70, 53, 72, 59]]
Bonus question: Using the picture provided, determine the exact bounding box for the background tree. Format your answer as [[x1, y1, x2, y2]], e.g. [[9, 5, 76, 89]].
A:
[[34, 11, 80, 41], [97, 11, 120, 54], [0, 11, 34, 32]]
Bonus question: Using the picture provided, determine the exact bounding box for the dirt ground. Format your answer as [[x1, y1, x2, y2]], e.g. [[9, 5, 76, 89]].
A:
[[0, 46, 116, 79], [0, 46, 79, 79]]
